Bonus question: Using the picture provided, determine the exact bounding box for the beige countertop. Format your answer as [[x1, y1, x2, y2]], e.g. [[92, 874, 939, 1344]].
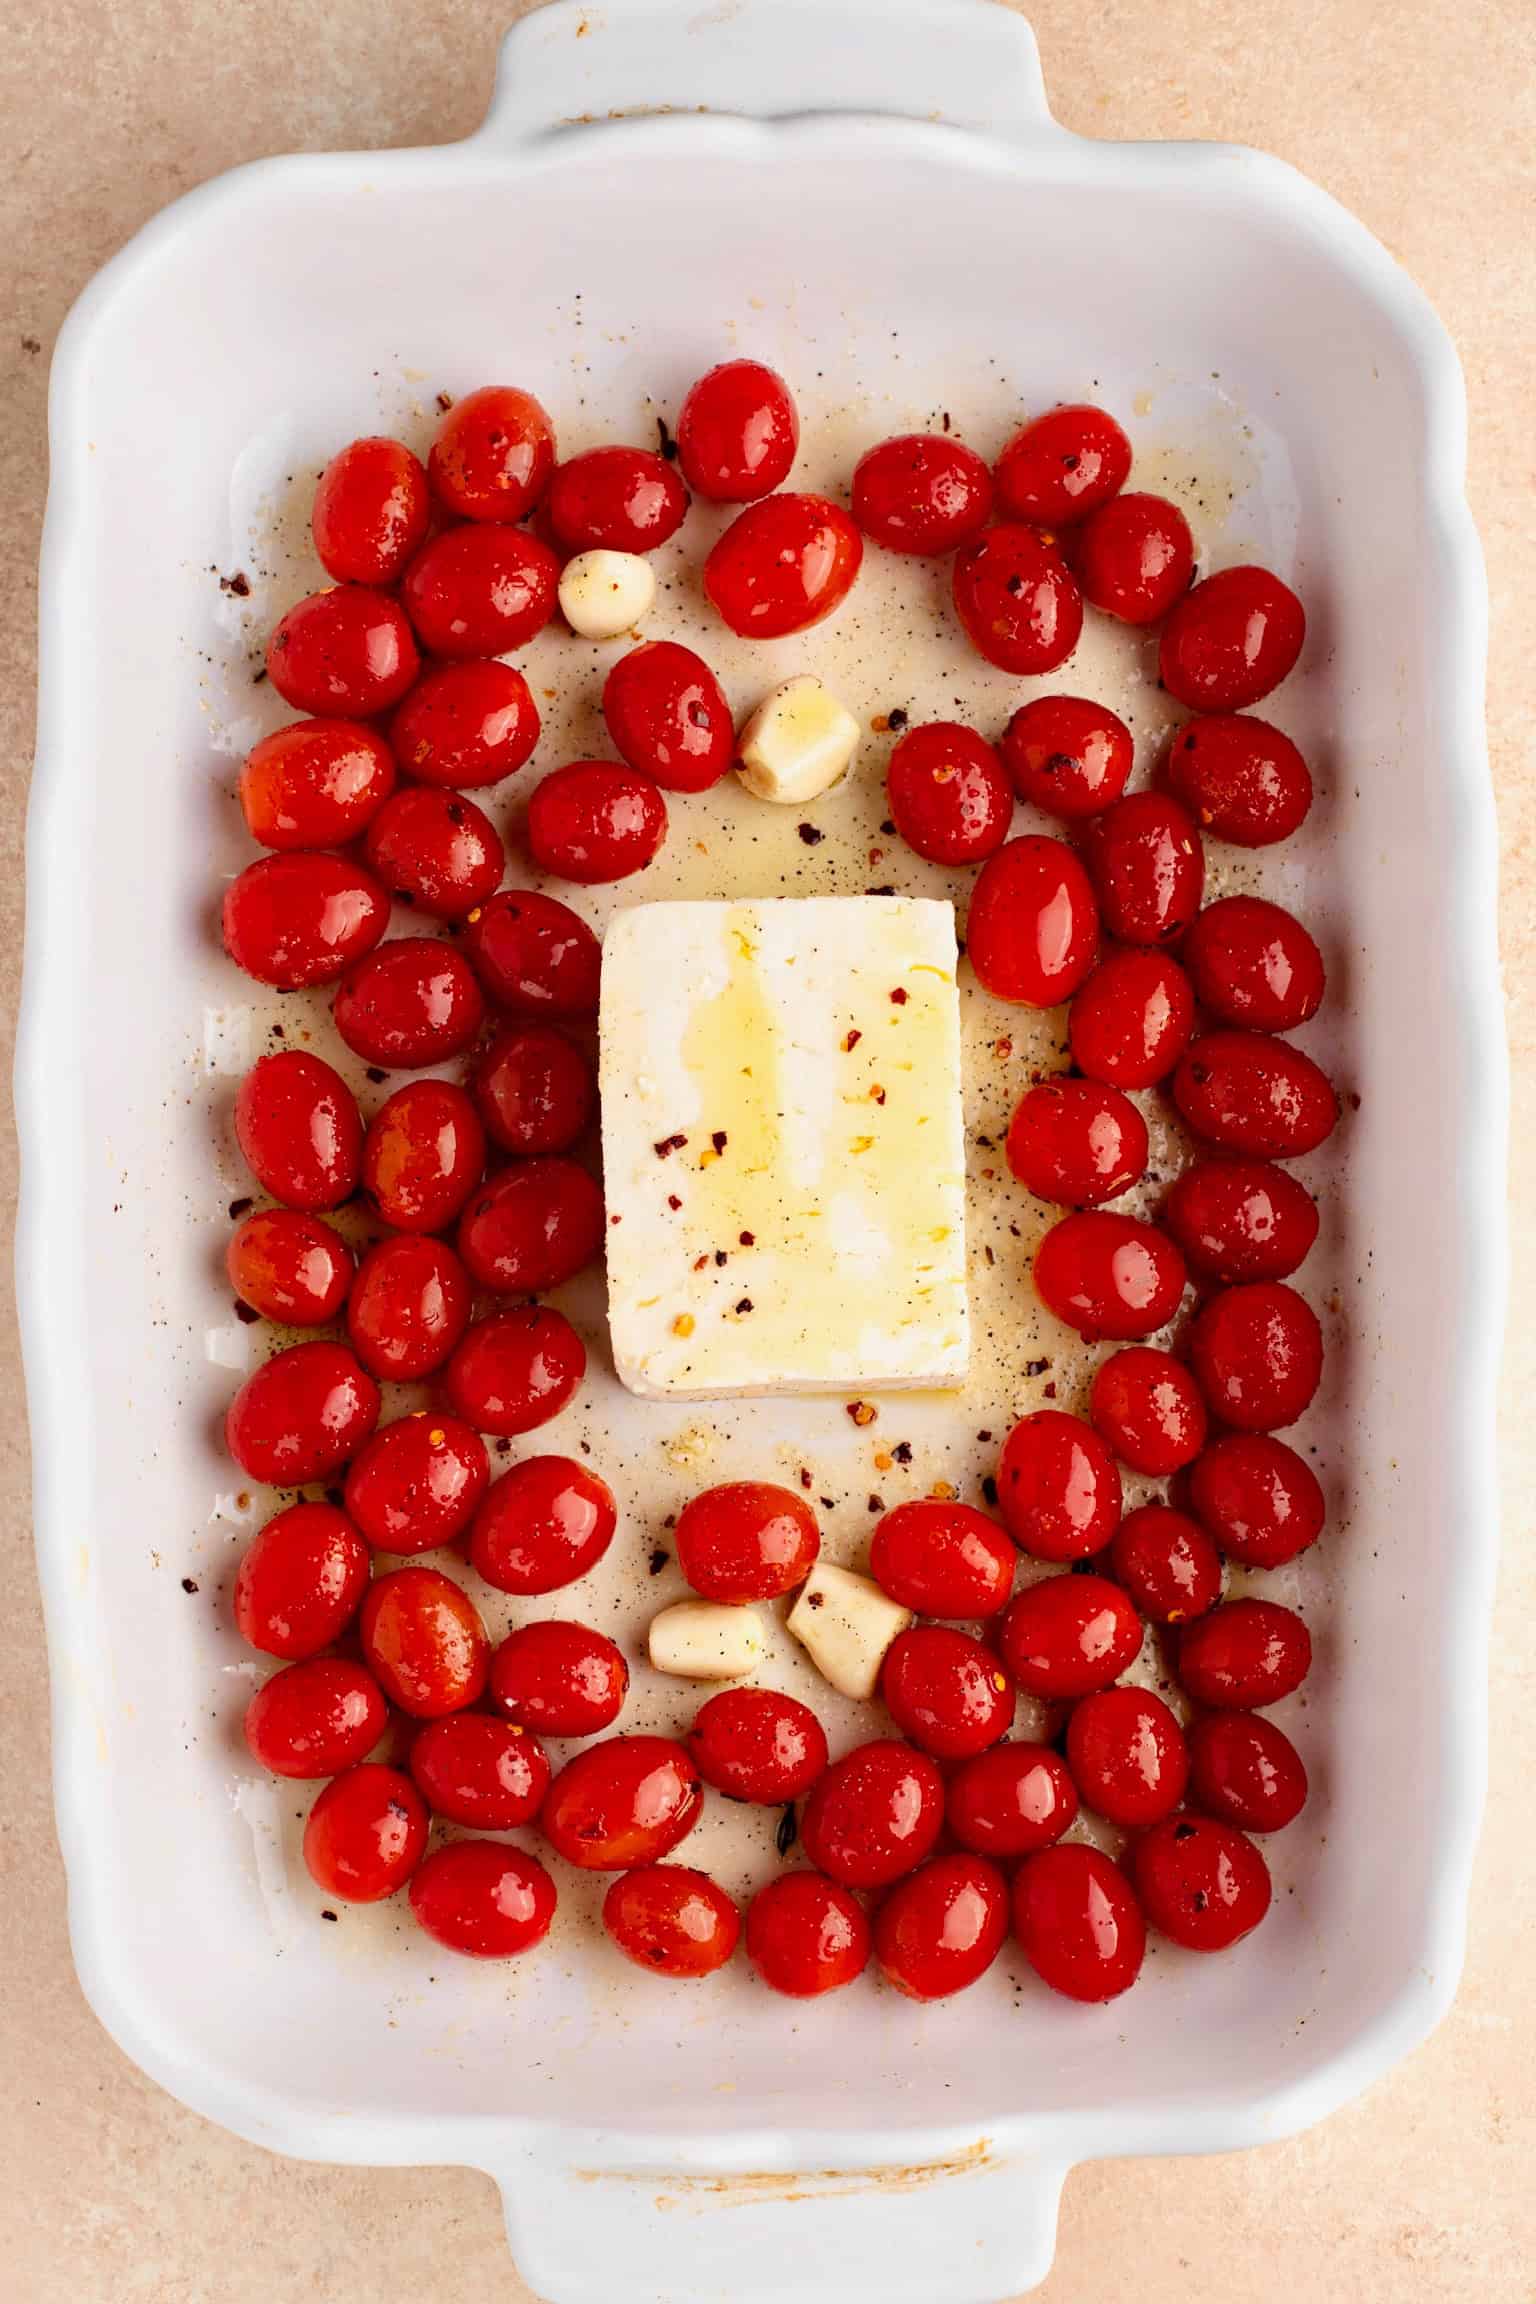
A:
[[2, 1, 1532, 2296]]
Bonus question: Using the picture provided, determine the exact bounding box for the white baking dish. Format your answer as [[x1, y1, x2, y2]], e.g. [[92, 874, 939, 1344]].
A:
[[22, 2, 1502, 2298]]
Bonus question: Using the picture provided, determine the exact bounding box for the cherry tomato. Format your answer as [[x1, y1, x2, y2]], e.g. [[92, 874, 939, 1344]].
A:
[[676, 359, 798, 501], [343, 1413, 490, 1554], [225, 1341, 380, 1486], [409, 1713, 551, 1829], [401, 527, 559, 657], [886, 722, 1012, 863], [233, 1500, 371, 1659], [266, 586, 420, 717], [1068, 947, 1195, 1088], [245, 1657, 387, 1779], [745, 1871, 870, 1997], [1188, 1711, 1308, 1833], [875, 1852, 1009, 2001], [881, 1626, 1014, 1760], [1074, 491, 1195, 624], [994, 405, 1132, 526], [997, 1572, 1143, 1699], [312, 436, 430, 586], [1164, 1159, 1319, 1284], [1188, 1281, 1323, 1431], [540, 1735, 702, 1869], [1001, 694, 1133, 821], [851, 433, 992, 554], [363, 786, 504, 920], [240, 719, 396, 850], [1012, 1843, 1145, 2001], [1161, 566, 1305, 711], [1034, 1211, 1186, 1341], [799, 1739, 945, 1889], [428, 384, 555, 522], [469, 1455, 617, 1595], [442, 1306, 585, 1437], [361, 1080, 486, 1234], [456, 1158, 604, 1294], [1083, 793, 1204, 946], [1178, 1597, 1312, 1709], [952, 525, 1083, 674], [1173, 1029, 1339, 1158], [346, 1235, 471, 1382], [332, 937, 486, 1068], [410, 1839, 558, 1958], [491, 1620, 629, 1737], [222, 852, 389, 990], [389, 659, 541, 791], [1005, 1077, 1148, 1207], [686, 1688, 828, 1803], [1089, 1346, 1207, 1475], [1109, 1502, 1222, 1625], [1186, 1432, 1324, 1568], [360, 1565, 489, 1717], [1183, 896, 1325, 1032], [966, 836, 1099, 1005], [674, 1481, 819, 1604], [1065, 1686, 1188, 1827], [1130, 1813, 1272, 1950], [303, 1763, 427, 1902], [996, 1409, 1121, 1561], [547, 445, 689, 553], [527, 760, 667, 884], [227, 1209, 353, 1326], [464, 888, 602, 1016], [602, 1865, 740, 1978], [704, 493, 862, 637], [471, 1022, 595, 1156], [869, 1499, 1016, 1619], [235, 1050, 363, 1211], [1165, 713, 1313, 847], [602, 640, 734, 793], [946, 1742, 1078, 1859]]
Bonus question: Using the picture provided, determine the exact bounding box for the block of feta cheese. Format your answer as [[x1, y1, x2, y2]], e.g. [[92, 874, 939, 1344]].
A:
[[600, 896, 969, 1398]]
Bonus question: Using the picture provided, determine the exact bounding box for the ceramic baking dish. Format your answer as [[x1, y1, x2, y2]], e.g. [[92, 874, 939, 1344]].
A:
[[22, 2, 1502, 2297]]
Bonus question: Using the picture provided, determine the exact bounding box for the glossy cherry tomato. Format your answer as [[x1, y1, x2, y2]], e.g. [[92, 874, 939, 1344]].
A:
[[602, 640, 734, 793], [997, 1572, 1143, 1699], [464, 888, 602, 1016], [1012, 1843, 1145, 2001], [1188, 1711, 1308, 1833], [1165, 713, 1313, 847], [227, 1209, 353, 1326], [1073, 490, 1195, 623], [1188, 1281, 1323, 1431], [1173, 1029, 1339, 1158], [225, 1341, 380, 1486], [547, 445, 689, 552], [401, 526, 560, 658], [245, 1657, 387, 1780], [312, 436, 430, 585], [363, 786, 504, 920], [469, 1455, 617, 1595], [745, 1872, 870, 1998], [674, 1481, 819, 1604], [1178, 1597, 1312, 1709], [1161, 566, 1305, 711], [851, 433, 992, 554], [686, 1688, 829, 1803], [1130, 1813, 1272, 1950], [1186, 1432, 1324, 1568], [409, 1713, 551, 1829], [946, 1741, 1079, 1859], [428, 384, 555, 522], [1109, 1502, 1222, 1625], [527, 761, 668, 884], [704, 493, 862, 637], [1183, 896, 1325, 1032], [360, 1565, 489, 1717], [442, 1306, 586, 1437], [1089, 1346, 1207, 1475], [675, 359, 798, 501], [603, 1865, 740, 1978], [456, 1158, 604, 1294], [332, 937, 486, 1068], [233, 1500, 371, 1659], [540, 1735, 702, 1869], [1068, 947, 1195, 1088], [343, 1413, 490, 1554], [240, 719, 396, 851], [410, 1839, 558, 1958], [799, 1740, 945, 1889], [361, 1080, 486, 1234], [303, 1763, 427, 1902], [994, 405, 1132, 526], [1065, 1686, 1188, 1827], [1001, 693, 1133, 821], [235, 1050, 363, 1211], [1164, 1159, 1319, 1284], [875, 1852, 1009, 2001], [1005, 1077, 1148, 1207], [1034, 1211, 1186, 1341], [389, 659, 541, 789], [346, 1235, 471, 1381], [1083, 792, 1204, 946], [966, 836, 1099, 1006], [490, 1620, 629, 1737], [881, 1627, 1014, 1760], [996, 1409, 1121, 1561], [886, 722, 1012, 863], [868, 1499, 1016, 1619], [266, 586, 420, 717], [222, 851, 389, 990], [471, 1022, 595, 1156], [952, 525, 1083, 674]]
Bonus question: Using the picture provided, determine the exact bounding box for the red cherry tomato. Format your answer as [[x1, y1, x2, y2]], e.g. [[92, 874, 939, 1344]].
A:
[[1164, 1159, 1319, 1284], [799, 1739, 945, 1889], [456, 1158, 604, 1294], [602, 640, 734, 793], [745, 1872, 870, 1998], [602, 1865, 740, 1978], [222, 852, 389, 990], [967, 836, 1099, 1006], [868, 1499, 1016, 1619], [1089, 1346, 1207, 1475], [428, 384, 555, 522], [471, 1022, 595, 1156], [1005, 1077, 1148, 1207], [240, 719, 396, 850], [303, 1763, 427, 1902], [946, 1742, 1078, 1859], [410, 1839, 558, 1958], [332, 937, 486, 1068], [409, 1713, 550, 1830], [469, 1455, 617, 1595], [994, 405, 1132, 526], [464, 888, 602, 1016], [1074, 491, 1195, 624], [686, 1688, 829, 1804], [1034, 1211, 1186, 1341], [875, 1852, 1009, 2001], [886, 722, 1012, 863], [1130, 1813, 1272, 1950], [851, 433, 992, 554], [225, 1341, 380, 1486], [389, 659, 541, 788], [245, 1657, 387, 1780], [1188, 1711, 1308, 1833], [997, 1572, 1143, 1699], [1068, 947, 1195, 1088], [1083, 793, 1204, 946], [361, 1080, 486, 1234], [442, 1306, 586, 1437], [1012, 1843, 1145, 2001], [266, 586, 420, 717], [1161, 566, 1305, 711], [704, 493, 862, 637], [491, 1620, 629, 1737], [233, 1501, 371, 1660], [363, 786, 504, 920], [343, 1413, 490, 1554], [1001, 694, 1133, 821], [676, 360, 798, 501], [527, 760, 668, 884], [673, 1481, 819, 1604], [547, 445, 689, 553], [1186, 1432, 1324, 1568], [952, 525, 1083, 674], [996, 1409, 1121, 1561], [227, 1209, 353, 1326], [360, 1565, 489, 1718], [1109, 1502, 1222, 1625], [881, 1626, 1015, 1760], [346, 1235, 471, 1382], [540, 1735, 702, 1869], [312, 437, 430, 586], [235, 1050, 363, 1211], [1173, 1029, 1339, 1158], [401, 527, 559, 658], [1165, 713, 1313, 847], [1178, 1598, 1312, 1710], [1188, 1281, 1323, 1431], [1183, 896, 1326, 1032], [1065, 1686, 1189, 1827]]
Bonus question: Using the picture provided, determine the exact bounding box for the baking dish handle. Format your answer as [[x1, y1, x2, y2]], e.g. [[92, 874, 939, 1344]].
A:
[[479, 0, 1060, 148]]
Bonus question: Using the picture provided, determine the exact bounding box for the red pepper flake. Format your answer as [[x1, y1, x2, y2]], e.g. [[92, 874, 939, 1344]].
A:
[[648, 1548, 670, 1574], [983, 1244, 996, 1266], [892, 1441, 913, 1465], [977, 1429, 993, 1444], [1043, 1380, 1057, 1399], [713, 1250, 728, 1267], [435, 390, 454, 412], [806, 1589, 825, 1609], [868, 846, 884, 866], [609, 1212, 622, 1225], [842, 1029, 862, 1052], [798, 822, 824, 846], [994, 1037, 1014, 1059], [233, 1301, 258, 1325], [692, 1254, 709, 1272], [738, 1230, 755, 1246], [867, 1494, 885, 1514], [227, 1196, 253, 1220], [871, 1085, 887, 1105], [887, 707, 909, 731], [846, 1401, 877, 1428], [734, 1298, 754, 1315], [711, 1130, 728, 1153], [667, 1194, 682, 1211], [1024, 1358, 1050, 1378], [799, 1467, 813, 1490], [890, 986, 909, 1005], [654, 1133, 687, 1158], [982, 1476, 1000, 1507]]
